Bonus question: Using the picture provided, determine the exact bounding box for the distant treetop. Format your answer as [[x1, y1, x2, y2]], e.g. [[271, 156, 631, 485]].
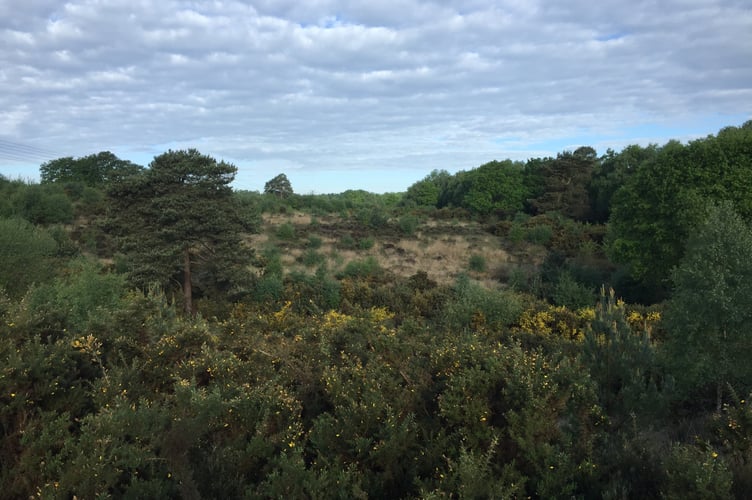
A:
[[40, 151, 143, 187], [264, 173, 293, 198]]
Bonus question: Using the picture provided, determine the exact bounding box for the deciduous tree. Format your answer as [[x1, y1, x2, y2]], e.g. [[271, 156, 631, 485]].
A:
[[663, 201, 752, 407], [608, 123, 752, 289], [40, 151, 143, 187]]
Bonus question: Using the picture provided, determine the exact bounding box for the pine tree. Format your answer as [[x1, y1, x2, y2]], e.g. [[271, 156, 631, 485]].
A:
[[264, 173, 293, 198], [107, 149, 254, 314]]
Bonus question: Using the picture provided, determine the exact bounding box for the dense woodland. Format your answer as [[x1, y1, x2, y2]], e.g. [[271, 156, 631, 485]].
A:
[[1, 122, 752, 498]]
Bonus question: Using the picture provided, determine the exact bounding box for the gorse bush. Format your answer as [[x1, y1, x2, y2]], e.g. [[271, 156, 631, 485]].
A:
[[4, 126, 752, 497], [442, 274, 523, 332]]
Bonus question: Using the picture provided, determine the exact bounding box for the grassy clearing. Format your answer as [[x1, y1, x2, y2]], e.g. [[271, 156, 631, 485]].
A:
[[248, 211, 517, 286]]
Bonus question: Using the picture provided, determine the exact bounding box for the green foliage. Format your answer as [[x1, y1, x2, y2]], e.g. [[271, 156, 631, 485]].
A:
[[107, 149, 254, 314], [0, 218, 58, 298], [608, 124, 752, 289], [500, 214, 555, 246], [264, 173, 294, 198], [4, 125, 752, 498], [663, 201, 752, 405], [714, 390, 752, 496], [40, 151, 143, 187], [340, 256, 382, 279], [526, 222, 554, 245], [588, 144, 658, 223], [276, 221, 296, 240], [661, 443, 732, 500], [442, 274, 523, 331], [398, 213, 420, 235], [355, 205, 389, 229], [339, 234, 356, 249], [357, 236, 375, 250], [468, 253, 487, 272], [299, 248, 326, 267], [403, 169, 450, 207], [430, 161, 528, 216], [528, 147, 597, 220], [552, 271, 594, 310], [307, 234, 323, 249], [10, 183, 74, 224], [463, 160, 528, 216], [582, 288, 664, 422]]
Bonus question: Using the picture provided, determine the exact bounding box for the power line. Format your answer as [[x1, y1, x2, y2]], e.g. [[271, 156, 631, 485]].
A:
[[0, 138, 60, 163]]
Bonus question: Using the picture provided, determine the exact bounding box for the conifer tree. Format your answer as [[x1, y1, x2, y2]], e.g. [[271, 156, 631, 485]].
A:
[[264, 173, 293, 198], [108, 149, 254, 314]]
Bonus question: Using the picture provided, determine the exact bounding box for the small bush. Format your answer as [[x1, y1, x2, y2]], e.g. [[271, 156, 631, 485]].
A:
[[276, 222, 296, 240], [340, 256, 382, 279], [339, 234, 356, 249], [307, 235, 323, 249], [661, 444, 732, 499], [252, 274, 284, 302], [443, 274, 523, 331], [355, 206, 389, 229], [300, 249, 326, 267], [552, 272, 594, 310], [358, 237, 375, 250], [468, 254, 487, 273], [525, 224, 553, 245], [398, 214, 420, 236]]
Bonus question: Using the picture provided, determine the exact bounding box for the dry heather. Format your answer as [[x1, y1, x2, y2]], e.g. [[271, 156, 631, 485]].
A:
[[248, 211, 524, 286]]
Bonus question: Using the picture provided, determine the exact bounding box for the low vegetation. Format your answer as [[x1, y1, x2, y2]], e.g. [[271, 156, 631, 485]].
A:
[[1, 121, 751, 498]]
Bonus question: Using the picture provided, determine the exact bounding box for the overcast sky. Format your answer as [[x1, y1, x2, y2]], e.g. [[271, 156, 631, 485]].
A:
[[1, 0, 750, 193]]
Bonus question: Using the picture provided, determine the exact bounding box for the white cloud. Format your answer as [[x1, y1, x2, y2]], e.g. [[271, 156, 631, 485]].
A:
[[0, 0, 749, 192]]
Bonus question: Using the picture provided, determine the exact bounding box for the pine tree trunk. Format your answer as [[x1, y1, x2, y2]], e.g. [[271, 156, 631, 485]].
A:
[[183, 247, 193, 315]]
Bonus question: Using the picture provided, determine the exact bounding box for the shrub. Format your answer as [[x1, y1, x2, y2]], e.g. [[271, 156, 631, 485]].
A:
[[307, 235, 323, 249], [338, 234, 355, 249], [398, 214, 420, 236], [300, 249, 326, 268], [358, 237, 375, 250], [525, 224, 553, 245], [661, 444, 732, 499], [252, 274, 284, 303], [468, 254, 487, 273], [552, 271, 594, 310], [356, 206, 389, 229], [0, 218, 59, 298], [276, 221, 296, 240], [340, 256, 382, 279], [442, 274, 523, 332]]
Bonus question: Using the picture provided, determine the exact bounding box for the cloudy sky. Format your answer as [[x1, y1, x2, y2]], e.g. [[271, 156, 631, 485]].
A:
[[1, 0, 750, 193]]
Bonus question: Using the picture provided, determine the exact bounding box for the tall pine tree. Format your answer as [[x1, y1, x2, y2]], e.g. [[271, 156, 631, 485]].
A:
[[108, 149, 255, 314]]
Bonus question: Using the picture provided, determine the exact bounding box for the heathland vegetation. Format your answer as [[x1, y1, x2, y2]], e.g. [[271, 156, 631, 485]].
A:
[[1, 121, 752, 498]]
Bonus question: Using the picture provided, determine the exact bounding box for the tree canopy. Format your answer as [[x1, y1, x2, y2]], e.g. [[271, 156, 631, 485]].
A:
[[40, 151, 143, 187], [264, 173, 294, 198], [663, 201, 752, 404], [608, 123, 752, 288], [107, 149, 255, 314], [528, 146, 597, 221]]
